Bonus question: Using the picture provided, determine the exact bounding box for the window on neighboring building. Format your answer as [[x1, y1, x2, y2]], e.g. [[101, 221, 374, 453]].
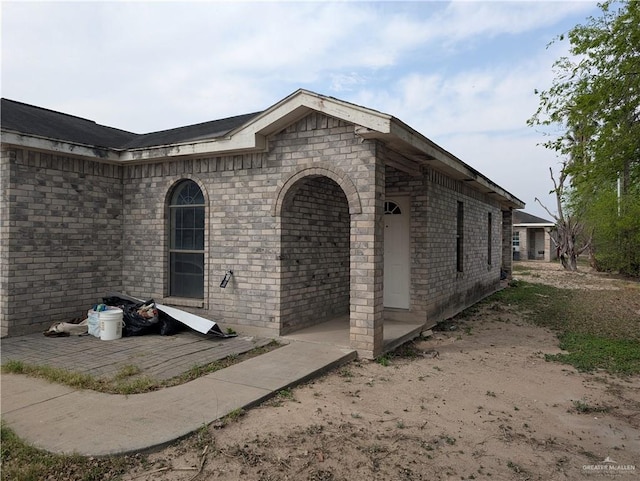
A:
[[512, 231, 520, 250], [456, 201, 464, 272], [487, 212, 492, 266], [512, 230, 521, 261], [169, 180, 205, 298]]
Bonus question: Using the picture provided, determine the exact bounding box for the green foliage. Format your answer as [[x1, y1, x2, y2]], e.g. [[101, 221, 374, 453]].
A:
[[1, 422, 141, 481], [375, 354, 391, 366], [582, 186, 640, 276], [546, 332, 640, 375], [488, 281, 640, 375], [529, 0, 640, 276], [490, 281, 640, 341], [221, 408, 246, 425], [276, 388, 295, 400], [491, 282, 570, 327]]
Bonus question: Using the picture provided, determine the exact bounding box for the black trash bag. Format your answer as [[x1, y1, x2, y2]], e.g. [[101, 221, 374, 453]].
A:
[[103, 297, 160, 337], [158, 310, 185, 336], [102, 296, 135, 309]]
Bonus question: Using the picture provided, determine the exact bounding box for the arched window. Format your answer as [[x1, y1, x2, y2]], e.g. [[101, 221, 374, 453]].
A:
[[169, 180, 205, 298], [384, 200, 402, 215]]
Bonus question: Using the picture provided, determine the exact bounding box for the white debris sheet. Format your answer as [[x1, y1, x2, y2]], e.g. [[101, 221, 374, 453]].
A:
[[155, 303, 222, 335]]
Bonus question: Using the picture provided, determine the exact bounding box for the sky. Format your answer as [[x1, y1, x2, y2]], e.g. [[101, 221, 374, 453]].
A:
[[1, 0, 601, 219]]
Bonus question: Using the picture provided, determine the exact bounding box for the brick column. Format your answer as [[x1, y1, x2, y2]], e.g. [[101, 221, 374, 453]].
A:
[[501, 209, 513, 278], [349, 155, 385, 359], [0, 148, 14, 337]]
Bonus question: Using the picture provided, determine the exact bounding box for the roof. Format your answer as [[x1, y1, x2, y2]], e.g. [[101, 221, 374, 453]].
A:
[[121, 112, 261, 149], [1, 99, 138, 149], [0, 98, 261, 149], [1, 89, 525, 210], [513, 210, 554, 225]]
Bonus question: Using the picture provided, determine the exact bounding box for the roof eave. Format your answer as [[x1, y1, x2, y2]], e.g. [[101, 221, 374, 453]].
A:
[[356, 118, 525, 210], [514, 223, 555, 227], [119, 134, 268, 162], [1, 130, 121, 162]]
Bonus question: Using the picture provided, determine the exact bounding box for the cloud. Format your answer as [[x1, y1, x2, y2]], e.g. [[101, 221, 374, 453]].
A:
[[1, 0, 598, 215], [435, 1, 593, 41], [350, 34, 575, 136], [442, 131, 563, 219]]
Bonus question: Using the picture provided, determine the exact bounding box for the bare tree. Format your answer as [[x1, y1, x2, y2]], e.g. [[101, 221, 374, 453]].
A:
[[535, 164, 592, 271]]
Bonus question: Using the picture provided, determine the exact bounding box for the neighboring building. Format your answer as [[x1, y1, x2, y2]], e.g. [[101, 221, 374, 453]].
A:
[[512, 211, 557, 262], [0, 89, 524, 358]]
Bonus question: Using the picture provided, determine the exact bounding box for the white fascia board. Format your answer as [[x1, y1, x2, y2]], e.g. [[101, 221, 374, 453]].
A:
[[1, 130, 120, 162], [388, 119, 525, 209], [514, 223, 555, 227], [389, 119, 484, 180], [244, 89, 392, 135], [119, 134, 267, 162]]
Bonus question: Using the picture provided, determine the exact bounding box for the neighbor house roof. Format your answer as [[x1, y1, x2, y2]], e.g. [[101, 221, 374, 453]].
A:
[[1, 89, 525, 210], [513, 211, 554, 225]]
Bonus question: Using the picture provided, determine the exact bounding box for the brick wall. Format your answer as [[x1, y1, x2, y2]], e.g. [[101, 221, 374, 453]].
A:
[[385, 165, 503, 325], [514, 226, 527, 260], [118, 113, 378, 344], [502, 210, 513, 275], [280, 176, 350, 332], [120, 154, 280, 333], [1, 148, 123, 335], [2, 111, 510, 353], [0, 149, 12, 336], [422, 168, 503, 321]]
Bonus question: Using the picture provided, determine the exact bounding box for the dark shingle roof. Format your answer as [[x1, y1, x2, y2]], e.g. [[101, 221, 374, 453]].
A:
[[1, 99, 138, 148], [122, 112, 260, 149], [513, 210, 554, 225], [1, 98, 262, 150]]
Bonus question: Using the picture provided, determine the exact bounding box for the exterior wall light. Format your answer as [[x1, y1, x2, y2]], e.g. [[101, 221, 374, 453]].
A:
[[220, 270, 233, 288]]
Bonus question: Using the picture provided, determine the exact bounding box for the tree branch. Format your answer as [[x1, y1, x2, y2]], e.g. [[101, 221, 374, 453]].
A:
[[534, 197, 559, 222]]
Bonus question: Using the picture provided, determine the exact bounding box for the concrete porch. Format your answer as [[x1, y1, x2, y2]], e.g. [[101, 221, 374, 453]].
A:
[[282, 310, 428, 355]]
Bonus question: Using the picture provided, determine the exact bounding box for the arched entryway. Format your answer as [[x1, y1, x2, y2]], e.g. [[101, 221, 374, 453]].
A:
[[279, 175, 351, 334]]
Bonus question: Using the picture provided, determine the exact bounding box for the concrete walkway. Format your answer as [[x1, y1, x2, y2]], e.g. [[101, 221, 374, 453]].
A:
[[1, 341, 356, 456]]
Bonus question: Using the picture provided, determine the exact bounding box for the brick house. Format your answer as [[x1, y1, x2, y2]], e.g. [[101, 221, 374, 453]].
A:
[[0, 89, 524, 358], [512, 211, 557, 262]]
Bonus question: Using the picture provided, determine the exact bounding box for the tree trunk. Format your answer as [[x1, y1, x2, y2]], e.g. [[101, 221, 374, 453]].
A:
[[536, 167, 590, 272]]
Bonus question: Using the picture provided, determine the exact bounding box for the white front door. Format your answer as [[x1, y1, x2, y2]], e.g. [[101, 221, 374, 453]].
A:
[[384, 197, 410, 309]]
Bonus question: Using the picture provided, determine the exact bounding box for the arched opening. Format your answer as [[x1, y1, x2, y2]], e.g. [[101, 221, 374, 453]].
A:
[[280, 175, 350, 334], [167, 179, 205, 299]]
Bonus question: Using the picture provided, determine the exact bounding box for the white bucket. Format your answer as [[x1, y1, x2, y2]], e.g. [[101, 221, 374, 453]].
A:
[[99, 308, 124, 341]]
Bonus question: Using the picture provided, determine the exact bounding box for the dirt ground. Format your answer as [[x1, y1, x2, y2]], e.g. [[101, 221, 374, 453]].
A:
[[123, 262, 640, 481]]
